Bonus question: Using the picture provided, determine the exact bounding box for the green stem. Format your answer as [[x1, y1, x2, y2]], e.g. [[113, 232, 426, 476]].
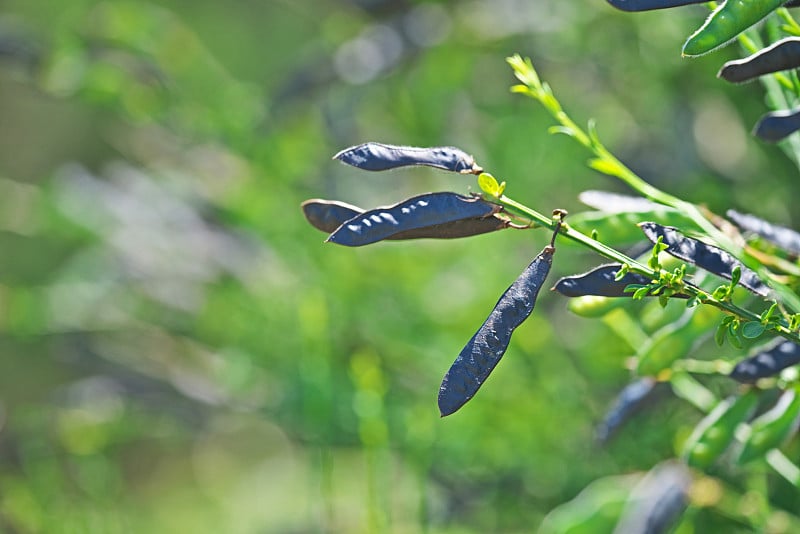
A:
[[497, 192, 800, 345]]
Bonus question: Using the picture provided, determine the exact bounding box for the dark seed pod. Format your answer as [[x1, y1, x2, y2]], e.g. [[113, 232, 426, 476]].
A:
[[595, 378, 664, 444], [606, 0, 706, 12], [613, 462, 691, 534], [753, 107, 800, 143], [553, 264, 653, 298], [730, 340, 800, 383], [301, 199, 362, 233], [438, 245, 555, 417], [326, 192, 501, 247], [718, 38, 800, 83], [639, 222, 769, 297], [333, 142, 483, 174], [302, 198, 509, 240], [727, 209, 800, 255], [787, 0, 800, 7]]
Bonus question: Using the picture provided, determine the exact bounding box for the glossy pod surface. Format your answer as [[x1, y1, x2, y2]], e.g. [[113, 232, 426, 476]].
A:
[[718, 37, 800, 83], [438, 246, 555, 416], [639, 222, 769, 297], [302, 198, 508, 241], [333, 142, 482, 174], [326, 192, 500, 247], [683, 0, 785, 57], [606, 0, 706, 11], [553, 264, 653, 298], [730, 340, 800, 383], [753, 107, 800, 142]]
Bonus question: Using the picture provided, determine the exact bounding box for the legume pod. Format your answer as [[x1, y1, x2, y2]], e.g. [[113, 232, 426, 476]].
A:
[[681, 390, 760, 468], [718, 37, 800, 83], [596, 378, 662, 444], [326, 192, 501, 247], [639, 222, 769, 297], [753, 107, 800, 143], [438, 245, 555, 416], [302, 198, 508, 240], [738, 387, 800, 464], [606, 0, 706, 11], [333, 142, 483, 174], [727, 209, 800, 255], [731, 340, 800, 383], [553, 264, 653, 298], [683, 0, 785, 57]]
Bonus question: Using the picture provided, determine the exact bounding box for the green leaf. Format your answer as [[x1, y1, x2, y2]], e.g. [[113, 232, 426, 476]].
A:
[[741, 321, 766, 340], [715, 321, 727, 347], [730, 266, 742, 288], [478, 173, 502, 197], [614, 264, 630, 281], [587, 158, 623, 177], [633, 286, 651, 300]]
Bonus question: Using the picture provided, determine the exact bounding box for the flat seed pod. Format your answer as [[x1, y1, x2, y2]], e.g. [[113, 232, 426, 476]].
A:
[[718, 37, 800, 83], [730, 340, 800, 383], [327, 192, 501, 247], [727, 209, 800, 255], [302, 198, 509, 240], [301, 199, 362, 233], [681, 390, 760, 468], [438, 245, 555, 417], [738, 388, 800, 464], [639, 222, 769, 297], [753, 107, 800, 142], [595, 378, 663, 444], [553, 264, 653, 298], [333, 142, 483, 174], [606, 0, 706, 11], [683, 0, 785, 57], [613, 462, 691, 534]]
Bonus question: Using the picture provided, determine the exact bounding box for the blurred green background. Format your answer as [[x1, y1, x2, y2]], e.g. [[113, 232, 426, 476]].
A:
[[0, 0, 799, 532]]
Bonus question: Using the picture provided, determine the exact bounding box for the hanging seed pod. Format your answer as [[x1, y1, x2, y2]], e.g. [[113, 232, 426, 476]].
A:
[[730, 340, 800, 383], [596, 378, 664, 444], [727, 209, 800, 255], [326, 192, 501, 247], [438, 220, 562, 417], [683, 0, 785, 57], [302, 198, 509, 240], [553, 264, 654, 298], [718, 37, 800, 83], [639, 222, 769, 297], [613, 461, 691, 534], [606, 0, 706, 11], [333, 142, 483, 174], [738, 387, 800, 464], [753, 107, 800, 142], [681, 390, 760, 469]]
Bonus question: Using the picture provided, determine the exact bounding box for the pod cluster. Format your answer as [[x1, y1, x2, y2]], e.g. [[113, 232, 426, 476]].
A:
[[304, 143, 566, 416], [607, 1, 800, 141]]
